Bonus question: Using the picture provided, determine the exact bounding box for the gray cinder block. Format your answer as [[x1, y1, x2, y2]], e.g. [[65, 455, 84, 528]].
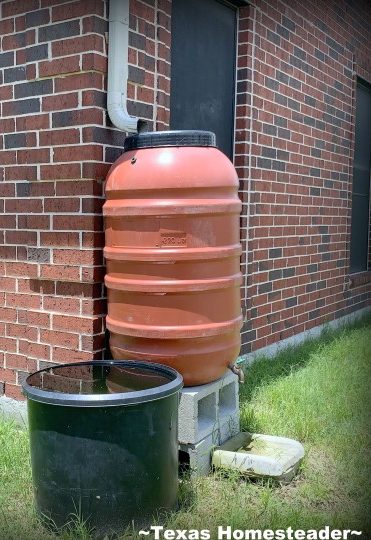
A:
[[178, 369, 239, 445], [179, 415, 240, 476], [178, 370, 240, 476]]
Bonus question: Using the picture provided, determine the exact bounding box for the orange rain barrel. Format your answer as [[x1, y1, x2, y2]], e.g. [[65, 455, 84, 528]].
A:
[[103, 131, 242, 386]]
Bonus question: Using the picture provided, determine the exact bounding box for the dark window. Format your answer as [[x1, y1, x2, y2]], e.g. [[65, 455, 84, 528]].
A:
[[350, 79, 371, 273], [169, 0, 237, 158]]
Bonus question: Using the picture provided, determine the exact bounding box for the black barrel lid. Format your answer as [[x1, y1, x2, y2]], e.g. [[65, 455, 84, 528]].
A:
[[124, 130, 216, 151]]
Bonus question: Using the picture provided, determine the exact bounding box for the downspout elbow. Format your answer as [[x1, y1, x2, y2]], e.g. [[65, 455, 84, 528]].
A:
[[107, 0, 140, 133], [107, 92, 139, 133]]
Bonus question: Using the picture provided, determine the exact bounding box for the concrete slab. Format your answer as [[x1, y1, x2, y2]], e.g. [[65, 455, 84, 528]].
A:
[[212, 432, 305, 482]]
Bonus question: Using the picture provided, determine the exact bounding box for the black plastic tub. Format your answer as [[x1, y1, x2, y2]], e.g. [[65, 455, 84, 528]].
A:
[[22, 360, 183, 536]]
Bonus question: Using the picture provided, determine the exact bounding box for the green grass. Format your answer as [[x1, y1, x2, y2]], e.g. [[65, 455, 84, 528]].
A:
[[1, 314, 371, 539]]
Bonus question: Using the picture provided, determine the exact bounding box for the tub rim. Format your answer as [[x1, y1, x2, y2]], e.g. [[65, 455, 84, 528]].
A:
[[22, 360, 183, 407]]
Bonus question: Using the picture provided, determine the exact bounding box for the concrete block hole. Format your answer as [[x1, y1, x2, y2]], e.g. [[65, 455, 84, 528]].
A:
[[197, 393, 217, 436], [219, 382, 237, 419]]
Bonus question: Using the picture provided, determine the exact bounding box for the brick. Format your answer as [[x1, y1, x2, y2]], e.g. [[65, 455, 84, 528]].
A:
[[53, 314, 102, 334], [15, 79, 53, 99], [0, 19, 14, 35], [0, 150, 16, 165], [129, 31, 146, 51], [0, 118, 15, 133], [0, 367, 16, 383], [6, 293, 41, 310], [40, 231, 79, 247], [286, 297, 298, 308], [127, 100, 153, 120], [43, 296, 80, 313], [80, 332, 105, 351], [19, 341, 51, 361], [24, 43, 48, 63], [81, 266, 105, 283], [54, 71, 104, 92], [27, 310, 50, 328], [78, 152, 105, 176], [4, 66, 27, 83], [0, 277, 16, 292], [38, 20, 80, 42], [40, 163, 81, 180], [39, 128, 80, 146], [44, 198, 80, 213], [5, 354, 36, 372], [82, 126, 126, 147], [25, 8, 50, 27], [81, 89, 106, 108], [39, 56, 80, 78], [52, 0, 104, 21], [55, 281, 102, 300], [81, 197, 103, 214], [17, 214, 49, 229], [309, 309, 320, 320], [5, 262, 38, 277], [0, 246, 16, 261], [105, 147, 122, 163], [0, 183, 15, 197], [6, 231, 37, 246], [39, 264, 80, 281], [0, 84, 14, 101], [15, 178, 52, 197], [0, 306, 17, 322], [2, 0, 39, 17], [6, 323, 37, 341], [52, 108, 103, 128], [258, 282, 273, 293], [4, 132, 34, 149], [307, 263, 318, 273], [81, 232, 104, 248], [16, 114, 49, 130], [15, 15, 26, 32], [53, 248, 102, 265], [52, 34, 104, 57], [42, 93, 79, 112], [2, 30, 35, 50], [0, 51, 14, 68], [40, 329, 79, 349], [17, 148, 50, 164], [5, 384, 25, 400], [53, 215, 102, 231], [128, 65, 145, 84], [269, 248, 282, 258], [5, 198, 43, 213], [81, 52, 107, 72], [81, 298, 106, 315], [52, 145, 103, 162], [3, 98, 40, 116], [82, 15, 108, 35]]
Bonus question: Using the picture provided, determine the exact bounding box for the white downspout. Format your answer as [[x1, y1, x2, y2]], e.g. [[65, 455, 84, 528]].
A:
[[107, 0, 140, 133]]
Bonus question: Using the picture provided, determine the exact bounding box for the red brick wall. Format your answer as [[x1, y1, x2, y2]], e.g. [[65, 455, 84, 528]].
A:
[[0, 0, 171, 398], [237, 0, 371, 354], [1, 0, 370, 398]]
